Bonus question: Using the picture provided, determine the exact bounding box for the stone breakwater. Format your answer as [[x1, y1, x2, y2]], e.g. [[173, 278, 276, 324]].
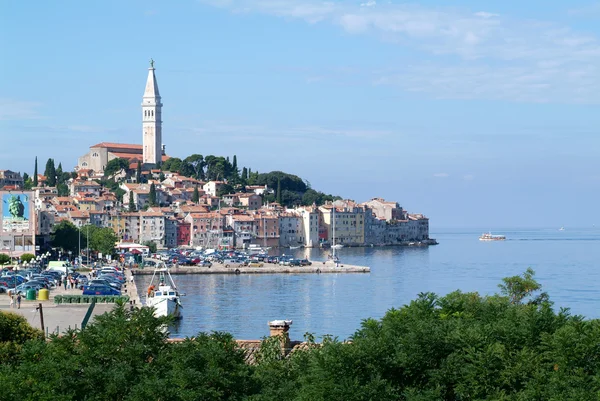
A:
[[132, 262, 370, 276]]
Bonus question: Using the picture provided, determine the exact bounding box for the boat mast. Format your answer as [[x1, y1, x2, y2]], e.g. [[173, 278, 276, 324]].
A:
[[332, 205, 336, 259]]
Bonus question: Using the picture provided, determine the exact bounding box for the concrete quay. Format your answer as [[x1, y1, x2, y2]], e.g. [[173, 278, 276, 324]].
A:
[[0, 271, 142, 335], [132, 261, 370, 275]]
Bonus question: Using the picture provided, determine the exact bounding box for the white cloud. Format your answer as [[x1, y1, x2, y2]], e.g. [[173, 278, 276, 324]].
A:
[[433, 173, 449, 178], [463, 174, 475, 181], [200, 0, 600, 103], [0, 98, 43, 121]]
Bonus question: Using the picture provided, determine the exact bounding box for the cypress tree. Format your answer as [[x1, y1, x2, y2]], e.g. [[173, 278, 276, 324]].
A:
[[128, 191, 136, 212], [136, 161, 142, 183], [276, 178, 282, 205], [232, 155, 238, 176], [192, 185, 200, 204], [56, 163, 64, 185], [149, 183, 157, 206], [45, 158, 56, 187], [33, 157, 38, 187], [241, 167, 248, 181]]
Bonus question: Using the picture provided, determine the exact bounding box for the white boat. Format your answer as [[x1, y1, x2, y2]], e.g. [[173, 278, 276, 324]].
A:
[[289, 245, 303, 250], [479, 232, 506, 241], [331, 244, 344, 250], [559, 227, 565, 231], [146, 263, 183, 319]]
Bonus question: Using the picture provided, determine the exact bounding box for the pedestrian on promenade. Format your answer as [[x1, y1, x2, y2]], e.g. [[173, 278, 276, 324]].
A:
[[16, 294, 21, 309], [129, 275, 134, 284], [9, 293, 14, 308], [63, 277, 68, 290]]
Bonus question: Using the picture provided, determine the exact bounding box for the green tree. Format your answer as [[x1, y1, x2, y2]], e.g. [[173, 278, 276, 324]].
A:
[[44, 158, 56, 187], [50, 220, 80, 255], [241, 167, 248, 181], [184, 154, 205, 180], [104, 157, 129, 178], [136, 161, 143, 183], [89, 227, 118, 256], [57, 183, 69, 196], [498, 267, 546, 304], [143, 240, 157, 253], [129, 191, 136, 212], [20, 253, 35, 263], [217, 183, 234, 197], [56, 163, 63, 185], [276, 178, 282, 204], [159, 172, 165, 181], [192, 185, 200, 204], [22, 173, 32, 190], [0, 254, 9, 265], [33, 157, 38, 187], [149, 183, 157, 206], [161, 157, 182, 172], [232, 155, 238, 177]]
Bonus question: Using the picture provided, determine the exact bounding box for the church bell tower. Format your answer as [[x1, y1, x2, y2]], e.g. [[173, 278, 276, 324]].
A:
[[142, 59, 162, 165]]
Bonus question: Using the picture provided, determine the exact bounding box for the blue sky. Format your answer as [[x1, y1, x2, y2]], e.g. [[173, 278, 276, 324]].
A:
[[2, 0, 600, 228]]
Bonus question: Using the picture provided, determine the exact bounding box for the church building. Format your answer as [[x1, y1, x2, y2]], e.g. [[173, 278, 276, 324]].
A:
[[77, 60, 167, 173]]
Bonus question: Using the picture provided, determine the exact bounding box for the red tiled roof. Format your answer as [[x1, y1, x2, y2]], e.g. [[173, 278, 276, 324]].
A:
[[92, 142, 142, 150]]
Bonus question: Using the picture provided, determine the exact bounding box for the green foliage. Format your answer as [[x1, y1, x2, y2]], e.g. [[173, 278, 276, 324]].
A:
[[143, 240, 157, 253], [129, 191, 136, 212], [20, 253, 35, 263], [2, 270, 600, 399], [217, 183, 235, 197], [136, 161, 143, 183], [44, 158, 56, 186], [33, 157, 38, 187], [192, 185, 200, 204], [104, 157, 130, 178], [255, 171, 307, 193], [50, 220, 80, 254], [498, 267, 546, 305], [83, 224, 117, 255], [56, 183, 69, 196], [149, 183, 157, 206], [0, 312, 43, 364], [184, 154, 205, 180], [0, 253, 10, 265]]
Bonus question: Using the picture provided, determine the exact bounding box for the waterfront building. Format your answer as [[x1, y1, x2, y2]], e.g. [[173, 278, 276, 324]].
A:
[[295, 206, 320, 248], [122, 213, 141, 242], [227, 214, 255, 248], [278, 212, 303, 248], [361, 198, 404, 221], [253, 214, 279, 248], [185, 212, 225, 248], [318, 202, 365, 246], [165, 217, 178, 248], [139, 211, 166, 248]]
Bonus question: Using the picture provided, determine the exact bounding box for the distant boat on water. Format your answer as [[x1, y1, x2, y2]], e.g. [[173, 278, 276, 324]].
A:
[[559, 226, 565, 231], [479, 232, 506, 241]]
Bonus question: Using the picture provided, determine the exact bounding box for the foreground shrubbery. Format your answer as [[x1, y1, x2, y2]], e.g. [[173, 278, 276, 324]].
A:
[[2, 269, 600, 400]]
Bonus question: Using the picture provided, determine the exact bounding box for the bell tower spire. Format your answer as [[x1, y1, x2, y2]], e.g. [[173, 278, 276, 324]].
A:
[[142, 58, 162, 165]]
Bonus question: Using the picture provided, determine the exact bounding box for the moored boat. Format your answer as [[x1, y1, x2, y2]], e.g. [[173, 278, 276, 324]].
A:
[[146, 262, 183, 319], [479, 232, 506, 241]]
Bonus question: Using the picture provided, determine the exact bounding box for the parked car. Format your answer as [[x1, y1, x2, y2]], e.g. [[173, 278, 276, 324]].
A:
[[246, 261, 264, 267], [299, 259, 312, 266], [197, 260, 212, 268], [266, 256, 279, 264], [82, 285, 121, 296]]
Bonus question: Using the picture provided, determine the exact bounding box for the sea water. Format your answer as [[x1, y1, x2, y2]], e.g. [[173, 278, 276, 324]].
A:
[[134, 228, 600, 340]]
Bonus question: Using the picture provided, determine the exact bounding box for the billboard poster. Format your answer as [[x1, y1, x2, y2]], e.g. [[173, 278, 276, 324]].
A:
[[2, 193, 31, 233]]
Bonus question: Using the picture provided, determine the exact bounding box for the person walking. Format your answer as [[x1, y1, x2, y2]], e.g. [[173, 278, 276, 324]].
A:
[[9, 293, 14, 308], [63, 276, 68, 290], [16, 294, 21, 309]]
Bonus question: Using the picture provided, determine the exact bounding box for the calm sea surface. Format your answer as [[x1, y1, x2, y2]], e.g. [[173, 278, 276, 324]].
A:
[[134, 228, 600, 341]]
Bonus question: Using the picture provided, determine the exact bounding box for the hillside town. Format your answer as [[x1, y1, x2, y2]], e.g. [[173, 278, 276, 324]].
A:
[[0, 169, 432, 258], [0, 61, 433, 259]]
